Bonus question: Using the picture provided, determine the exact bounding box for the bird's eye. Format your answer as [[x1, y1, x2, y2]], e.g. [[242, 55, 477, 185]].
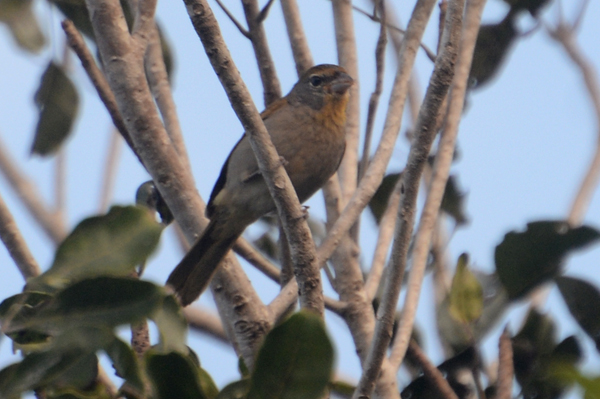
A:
[[309, 75, 323, 87]]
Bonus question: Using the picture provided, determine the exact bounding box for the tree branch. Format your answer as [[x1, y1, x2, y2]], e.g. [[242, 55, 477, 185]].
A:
[[145, 24, 192, 173], [61, 20, 139, 164], [389, 0, 484, 370], [98, 128, 122, 212], [280, 0, 313, 76], [332, 0, 360, 208], [547, 12, 600, 226], [0, 192, 40, 279], [0, 135, 66, 244], [497, 327, 514, 399], [242, 0, 282, 106], [183, 306, 229, 344], [353, 0, 464, 396]]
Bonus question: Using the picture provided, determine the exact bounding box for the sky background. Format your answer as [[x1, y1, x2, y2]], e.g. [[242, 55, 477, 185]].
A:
[[1, 0, 600, 394]]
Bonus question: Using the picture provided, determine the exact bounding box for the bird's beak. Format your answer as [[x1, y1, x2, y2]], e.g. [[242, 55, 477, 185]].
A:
[[331, 73, 354, 95]]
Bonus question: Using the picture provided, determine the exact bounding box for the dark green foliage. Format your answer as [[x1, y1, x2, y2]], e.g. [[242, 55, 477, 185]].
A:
[[556, 276, 600, 352], [247, 311, 334, 399], [494, 221, 600, 299], [32, 62, 79, 156]]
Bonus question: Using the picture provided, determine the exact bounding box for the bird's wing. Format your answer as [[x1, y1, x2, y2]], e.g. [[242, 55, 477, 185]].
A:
[[206, 97, 289, 218]]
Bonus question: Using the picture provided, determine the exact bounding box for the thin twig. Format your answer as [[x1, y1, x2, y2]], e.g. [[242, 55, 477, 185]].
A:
[[54, 149, 67, 222], [0, 192, 41, 279], [332, 0, 360, 208], [257, 0, 276, 24], [98, 128, 122, 212], [185, 0, 324, 316], [408, 340, 460, 399], [359, 0, 387, 184], [61, 20, 141, 165], [547, 11, 600, 226], [364, 176, 402, 301], [352, 4, 437, 62], [497, 327, 514, 399], [0, 135, 66, 244], [280, 0, 313, 75], [145, 24, 192, 173], [215, 0, 250, 38], [389, 0, 484, 371], [353, 0, 464, 396], [242, 0, 282, 106]]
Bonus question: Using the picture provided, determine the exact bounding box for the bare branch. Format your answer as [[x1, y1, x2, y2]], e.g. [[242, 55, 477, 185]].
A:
[[98, 128, 122, 212], [61, 20, 140, 164], [145, 25, 192, 173], [257, 0, 276, 24], [242, 0, 282, 106], [359, 0, 387, 184], [389, 0, 485, 371], [0, 192, 40, 279], [364, 176, 402, 301], [332, 0, 360, 207], [54, 149, 66, 222], [353, 4, 437, 62], [280, 0, 314, 76], [353, 0, 464, 396], [497, 327, 514, 399], [0, 135, 66, 244], [183, 306, 229, 344], [184, 0, 324, 316], [407, 340, 460, 399], [215, 0, 250, 38], [547, 14, 600, 226]]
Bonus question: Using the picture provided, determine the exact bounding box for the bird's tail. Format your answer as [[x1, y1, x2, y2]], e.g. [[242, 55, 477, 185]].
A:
[[167, 219, 241, 306]]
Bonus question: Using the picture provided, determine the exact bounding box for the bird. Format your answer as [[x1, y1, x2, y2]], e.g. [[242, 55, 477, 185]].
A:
[[167, 64, 354, 306]]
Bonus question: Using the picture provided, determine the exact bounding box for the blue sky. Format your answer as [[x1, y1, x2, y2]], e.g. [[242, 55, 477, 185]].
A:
[[1, 0, 600, 393]]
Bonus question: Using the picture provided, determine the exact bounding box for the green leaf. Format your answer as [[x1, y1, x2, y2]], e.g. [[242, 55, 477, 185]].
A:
[[216, 380, 250, 399], [0, 349, 95, 398], [0, 292, 54, 347], [27, 206, 163, 292], [104, 337, 145, 396], [494, 221, 600, 299], [248, 311, 334, 399], [198, 367, 219, 399], [551, 364, 600, 399], [49, 277, 164, 328], [151, 295, 188, 354], [7, 277, 165, 337], [0, 0, 45, 52], [32, 62, 79, 156], [368, 172, 401, 224], [556, 276, 600, 352], [145, 351, 207, 399], [449, 253, 483, 324]]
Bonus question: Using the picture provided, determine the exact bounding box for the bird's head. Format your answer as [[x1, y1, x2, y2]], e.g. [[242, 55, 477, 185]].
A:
[[289, 64, 353, 110], [288, 64, 353, 129]]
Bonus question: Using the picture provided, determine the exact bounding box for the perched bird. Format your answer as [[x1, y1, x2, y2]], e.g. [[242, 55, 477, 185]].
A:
[[167, 64, 354, 305]]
